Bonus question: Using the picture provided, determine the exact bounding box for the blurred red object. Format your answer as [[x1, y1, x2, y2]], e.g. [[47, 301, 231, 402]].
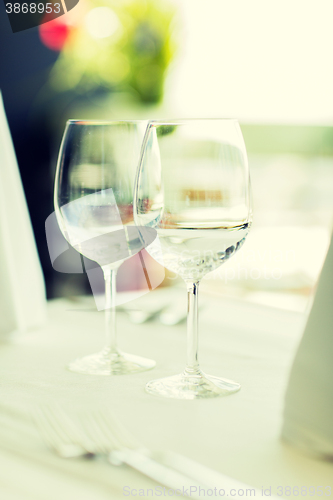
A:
[[39, 17, 70, 51]]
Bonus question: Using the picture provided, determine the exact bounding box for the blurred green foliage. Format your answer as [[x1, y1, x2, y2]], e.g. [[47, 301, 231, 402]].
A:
[[49, 0, 177, 104], [156, 124, 177, 136]]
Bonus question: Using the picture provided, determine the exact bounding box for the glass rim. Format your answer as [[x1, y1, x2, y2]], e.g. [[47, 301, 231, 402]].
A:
[[66, 119, 146, 125], [148, 118, 239, 126]]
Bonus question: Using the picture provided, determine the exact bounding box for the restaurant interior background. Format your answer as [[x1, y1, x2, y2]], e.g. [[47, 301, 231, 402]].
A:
[[1, 0, 333, 314]]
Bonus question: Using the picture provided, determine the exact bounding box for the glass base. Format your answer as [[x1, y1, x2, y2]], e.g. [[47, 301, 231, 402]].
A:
[[145, 369, 240, 399], [68, 348, 156, 375]]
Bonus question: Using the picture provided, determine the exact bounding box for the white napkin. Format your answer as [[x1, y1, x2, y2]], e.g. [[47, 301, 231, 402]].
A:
[[0, 91, 46, 336], [281, 230, 333, 458]]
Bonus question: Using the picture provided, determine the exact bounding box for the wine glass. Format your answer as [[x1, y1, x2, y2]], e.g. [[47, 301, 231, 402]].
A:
[[134, 119, 252, 398], [54, 120, 156, 375]]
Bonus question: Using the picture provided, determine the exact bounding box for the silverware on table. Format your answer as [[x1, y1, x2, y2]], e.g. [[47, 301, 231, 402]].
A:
[[34, 404, 205, 498], [121, 305, 167, 324], [34, 404, 268, 499], [121, 299, 205, 326]]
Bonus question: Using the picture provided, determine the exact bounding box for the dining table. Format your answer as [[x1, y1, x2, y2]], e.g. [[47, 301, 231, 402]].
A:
[[0, 286, 332, 500]]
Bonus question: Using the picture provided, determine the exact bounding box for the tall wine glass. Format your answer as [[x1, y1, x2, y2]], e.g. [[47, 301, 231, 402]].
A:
[[55, 120, 156, 375], [134, 119, 252, 398]]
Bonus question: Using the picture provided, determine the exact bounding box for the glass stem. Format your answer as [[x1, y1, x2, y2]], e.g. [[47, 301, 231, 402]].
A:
[[185, 281, 200, 374], [103, 267, 118, 354]]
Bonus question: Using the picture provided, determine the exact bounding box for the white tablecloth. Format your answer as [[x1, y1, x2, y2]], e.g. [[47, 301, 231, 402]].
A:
[[0, 288, 332, 500]]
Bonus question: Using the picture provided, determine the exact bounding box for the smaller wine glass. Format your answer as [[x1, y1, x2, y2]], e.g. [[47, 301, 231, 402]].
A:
[[134, 119, 252, 399], [55, 120, 156, 375]]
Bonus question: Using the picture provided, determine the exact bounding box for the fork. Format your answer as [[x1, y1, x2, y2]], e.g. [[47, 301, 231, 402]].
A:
[[34, 404, 206, 498]]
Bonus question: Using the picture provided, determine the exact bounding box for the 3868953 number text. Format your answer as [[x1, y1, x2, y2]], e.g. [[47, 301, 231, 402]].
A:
[[5, 2, 61, 14]]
